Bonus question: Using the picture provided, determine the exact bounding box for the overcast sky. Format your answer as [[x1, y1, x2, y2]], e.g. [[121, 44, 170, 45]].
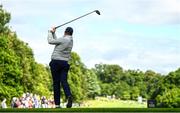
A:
[[1, 0, 180, 74]]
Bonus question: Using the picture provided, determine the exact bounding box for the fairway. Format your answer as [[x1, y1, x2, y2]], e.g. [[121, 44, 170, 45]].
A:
[[82, 99, 146, 108]]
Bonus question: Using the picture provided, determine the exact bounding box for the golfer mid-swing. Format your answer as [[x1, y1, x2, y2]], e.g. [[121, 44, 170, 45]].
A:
[[48, 27, 73, 108]]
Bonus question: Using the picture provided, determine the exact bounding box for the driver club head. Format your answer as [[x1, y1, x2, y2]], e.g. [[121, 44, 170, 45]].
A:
[[95, 10, 101, 15]]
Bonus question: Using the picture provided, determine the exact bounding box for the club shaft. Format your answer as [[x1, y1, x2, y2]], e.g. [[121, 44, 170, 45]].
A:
[[55, 10, 97, 29]]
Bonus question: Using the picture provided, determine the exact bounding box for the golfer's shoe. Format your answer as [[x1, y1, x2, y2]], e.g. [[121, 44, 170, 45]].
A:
[[66, 96, 73, 108]]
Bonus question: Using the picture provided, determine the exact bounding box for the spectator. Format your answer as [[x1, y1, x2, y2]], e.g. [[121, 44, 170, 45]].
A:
[[11, 97, 17, 108], [1, 98, 7, 108], [9, 92, 55, 109], [33, 95, 39, 108], [41, 96, 48, 108], [15, 98, 21, 108]]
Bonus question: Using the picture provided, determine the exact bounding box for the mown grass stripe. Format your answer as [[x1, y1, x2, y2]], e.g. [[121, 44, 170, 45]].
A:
[[0, 108, 179, 112]]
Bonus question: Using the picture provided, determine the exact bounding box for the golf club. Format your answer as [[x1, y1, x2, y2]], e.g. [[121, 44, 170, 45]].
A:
[[55, 10, 100, 29]]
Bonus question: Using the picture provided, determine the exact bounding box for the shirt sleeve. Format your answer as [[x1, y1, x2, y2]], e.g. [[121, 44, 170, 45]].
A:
[[47, 31, 64, 45]]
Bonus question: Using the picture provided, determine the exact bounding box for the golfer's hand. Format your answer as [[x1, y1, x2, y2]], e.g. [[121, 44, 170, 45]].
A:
[[50, 27, 56, 33]]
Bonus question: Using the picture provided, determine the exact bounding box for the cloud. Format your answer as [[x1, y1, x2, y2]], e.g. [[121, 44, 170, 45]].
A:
[[79, 29, 180, 74], [2, 0, 180, 25], [1, 0, 180, 74], [101, 0, 180, 25]]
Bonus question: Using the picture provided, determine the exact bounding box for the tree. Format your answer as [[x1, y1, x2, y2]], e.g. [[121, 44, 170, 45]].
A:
[[130, 86, 140, 100], [156, 88, 180, 108], [154, 69, 180, 107], [114, 81, 130, 99], [0, 5, 10, 33], [68, 52, 87, 102], [0, 6, 52, 104], [95, 64, 123, 83], [84, 69, 101, 98], [165, 69, 180, 86], [144, 70, 162, 99]]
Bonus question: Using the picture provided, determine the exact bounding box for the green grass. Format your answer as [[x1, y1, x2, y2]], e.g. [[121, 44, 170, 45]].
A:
[[0, 108, 180, 112], [82, 99, 146, 108]]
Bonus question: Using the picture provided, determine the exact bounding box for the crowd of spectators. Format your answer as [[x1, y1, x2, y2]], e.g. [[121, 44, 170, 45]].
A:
[[1, 93, 55, 108]]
